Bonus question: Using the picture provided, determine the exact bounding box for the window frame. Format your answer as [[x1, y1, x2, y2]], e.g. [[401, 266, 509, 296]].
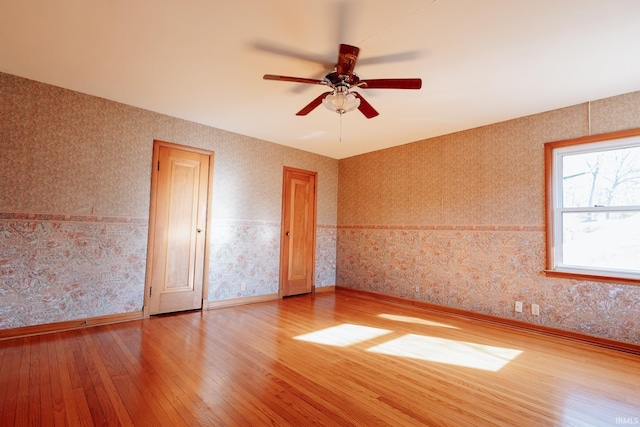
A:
[[544, 128, 640, 285]]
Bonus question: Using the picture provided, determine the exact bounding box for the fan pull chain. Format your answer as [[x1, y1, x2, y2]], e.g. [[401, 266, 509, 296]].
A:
[[339, 113, 343, 142]]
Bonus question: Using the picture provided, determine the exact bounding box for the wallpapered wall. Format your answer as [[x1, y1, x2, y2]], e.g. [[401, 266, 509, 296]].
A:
[[2, 70, 638, 345], [337, 92, 640, 345], [0, 72, 338, 329]]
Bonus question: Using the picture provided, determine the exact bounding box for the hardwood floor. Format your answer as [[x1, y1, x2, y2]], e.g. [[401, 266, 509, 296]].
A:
[[1, 291, 639, 426]]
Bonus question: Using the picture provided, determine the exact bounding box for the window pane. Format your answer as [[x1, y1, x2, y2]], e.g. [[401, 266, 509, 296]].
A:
[[562, 146, 640, 208], [562, 211, 640, 271]]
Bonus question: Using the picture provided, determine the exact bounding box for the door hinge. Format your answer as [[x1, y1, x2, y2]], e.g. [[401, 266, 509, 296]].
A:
[[149, 287, 152, 297], [157, 161, 160, 171]]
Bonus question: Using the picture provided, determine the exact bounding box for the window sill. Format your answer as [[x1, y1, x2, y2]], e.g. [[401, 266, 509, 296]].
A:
[[544, 269, 640, 286]]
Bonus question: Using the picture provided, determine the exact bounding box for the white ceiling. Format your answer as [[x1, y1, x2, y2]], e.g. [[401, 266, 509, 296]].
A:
[[2, 1, 640, 159]]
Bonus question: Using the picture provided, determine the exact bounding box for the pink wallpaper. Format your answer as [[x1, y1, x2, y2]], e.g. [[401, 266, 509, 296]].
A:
[[209, 220, 336, 300], [0, 213, 147, 328], [337, 93, 640, 345], [209, 220, 281, 300], [337, 225, 640, 343]]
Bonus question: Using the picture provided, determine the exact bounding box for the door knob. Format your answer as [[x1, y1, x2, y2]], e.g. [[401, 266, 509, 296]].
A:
[[285, 231, 290, 236], [196, 228, 202, 233]]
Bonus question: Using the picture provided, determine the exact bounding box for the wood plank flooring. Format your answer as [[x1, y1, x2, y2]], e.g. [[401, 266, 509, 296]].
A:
[[1, 291, 639, 426]]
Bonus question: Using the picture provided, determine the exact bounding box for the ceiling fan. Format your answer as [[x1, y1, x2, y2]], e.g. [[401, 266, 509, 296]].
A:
[[263, 44, 422, 119]]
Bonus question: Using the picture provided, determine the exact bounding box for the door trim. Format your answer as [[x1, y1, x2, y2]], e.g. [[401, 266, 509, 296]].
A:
[[278, 166, 318, 298], [143, 140, 214, 317]]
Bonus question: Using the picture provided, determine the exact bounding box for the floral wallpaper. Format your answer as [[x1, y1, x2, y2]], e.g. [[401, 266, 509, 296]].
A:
[[315, 225, 338, 288], [209, 220, 337, 300], [0, 213, 147, 329], [337, 225, 640, 344], [209, 220, 281, 300]]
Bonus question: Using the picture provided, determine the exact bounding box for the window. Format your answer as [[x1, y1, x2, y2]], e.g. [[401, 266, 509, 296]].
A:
[[545, 129, 640, 284]]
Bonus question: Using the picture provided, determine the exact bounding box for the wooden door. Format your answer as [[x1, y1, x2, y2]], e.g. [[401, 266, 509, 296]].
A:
[[146, 141, 212, 315], [279, 167, 317, 297]]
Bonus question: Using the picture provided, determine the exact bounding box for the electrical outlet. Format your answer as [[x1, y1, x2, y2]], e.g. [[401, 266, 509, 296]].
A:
[[241, 283, 246, 291], [532, 303, 540, 316], [515, 301, 523, 313], [414, 285, 420, 293]]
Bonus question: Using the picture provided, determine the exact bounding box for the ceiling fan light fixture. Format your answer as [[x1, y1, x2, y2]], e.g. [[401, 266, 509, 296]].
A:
[[322, 86, 360, 115]]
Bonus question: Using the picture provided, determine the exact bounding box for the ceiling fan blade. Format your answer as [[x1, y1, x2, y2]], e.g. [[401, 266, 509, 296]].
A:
[[252, 41, 334, 69], [353, 93, 379, 119], [359, 78, 422, 89], [263, 74, 325, 85], [358, 50, 423, 66], [296, 92, 332, 116], [335, 44, 360, 77]]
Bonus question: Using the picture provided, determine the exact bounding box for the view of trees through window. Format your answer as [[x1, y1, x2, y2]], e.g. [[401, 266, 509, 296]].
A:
[[560, 145, 640, 273]]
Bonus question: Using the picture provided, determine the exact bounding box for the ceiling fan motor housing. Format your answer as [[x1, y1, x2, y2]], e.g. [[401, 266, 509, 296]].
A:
[[324, 71, 360, 87]]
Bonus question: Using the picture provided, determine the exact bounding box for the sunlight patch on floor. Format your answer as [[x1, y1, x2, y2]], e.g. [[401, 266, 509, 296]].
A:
[[367, 334, 522, 371], [378, 314, 459, 329], [293, 324, 392, 347]]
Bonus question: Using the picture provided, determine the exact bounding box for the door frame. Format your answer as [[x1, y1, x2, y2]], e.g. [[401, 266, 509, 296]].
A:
[[143, 140, 214, 317], [278, 166, 318, 298]]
